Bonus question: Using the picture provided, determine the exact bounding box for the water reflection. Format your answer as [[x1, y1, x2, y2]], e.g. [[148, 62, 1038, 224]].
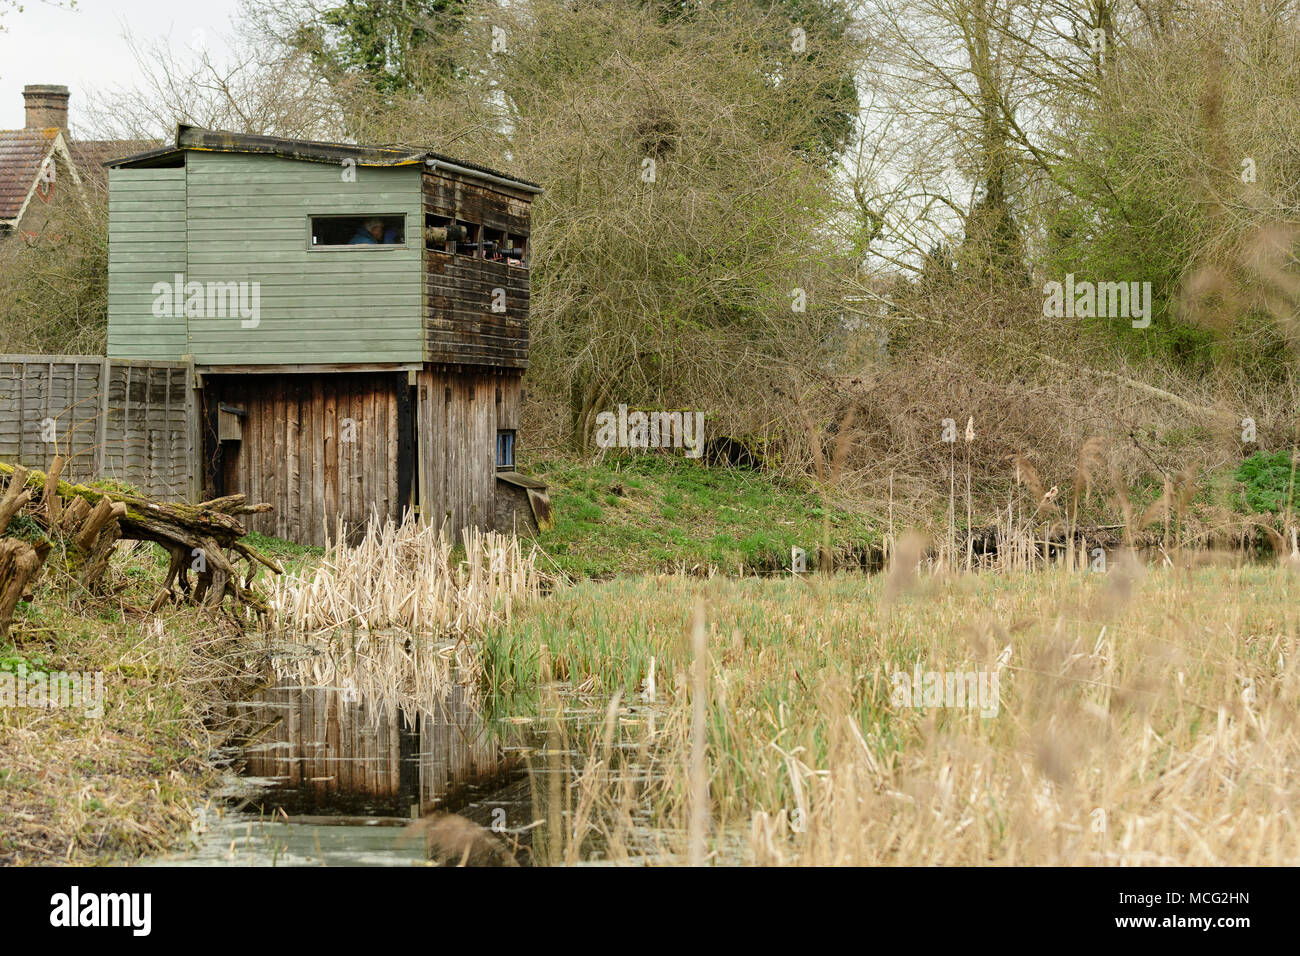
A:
[[232, 680, 507, 817], [162, 667, 668, 866]]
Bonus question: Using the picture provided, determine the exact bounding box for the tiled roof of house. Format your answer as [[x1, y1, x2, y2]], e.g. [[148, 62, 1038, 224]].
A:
[[0, 131, 162, 221], [69, 139, 160, 190], [0, 128, 57, 221]]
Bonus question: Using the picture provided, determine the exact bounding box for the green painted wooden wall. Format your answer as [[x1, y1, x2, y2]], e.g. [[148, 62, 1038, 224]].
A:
[[107, 152, 425, 365], [106, 168, 187, 359]]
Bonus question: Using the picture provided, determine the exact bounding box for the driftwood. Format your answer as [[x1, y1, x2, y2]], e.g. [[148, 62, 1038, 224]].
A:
[[0, 459, 283, 637]]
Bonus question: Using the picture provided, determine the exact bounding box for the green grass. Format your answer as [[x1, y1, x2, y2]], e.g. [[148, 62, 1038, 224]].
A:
[[518, 449, 1296, 580], [242, 530, 326, 573], [517, 454, 880, 578]]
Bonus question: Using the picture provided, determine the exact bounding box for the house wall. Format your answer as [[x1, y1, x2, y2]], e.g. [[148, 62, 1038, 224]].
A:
[[106, 167, 188, 360], [185, 153, 425, 365], [416, 367, 522, 538], [423, 170, 530, 368], [207, 372, 404, 546]]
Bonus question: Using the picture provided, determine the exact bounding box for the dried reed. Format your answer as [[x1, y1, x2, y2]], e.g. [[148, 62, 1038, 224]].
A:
[[264, 515, 546, 720]]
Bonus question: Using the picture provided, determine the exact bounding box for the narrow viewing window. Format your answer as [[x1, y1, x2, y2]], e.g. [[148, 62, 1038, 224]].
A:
[[456, 220, 481, 256], [424, 216, 527, 265], [426, 214, 460, 253], [503, 234, 527, 267], [481, 227, 528, 266], [310, 214, 406, 247], [496, 430, 516, 469]]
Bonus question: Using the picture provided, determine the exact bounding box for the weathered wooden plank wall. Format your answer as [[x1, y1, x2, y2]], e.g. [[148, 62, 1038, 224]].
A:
[[210, 372, 401, 546], [416, 367, 522, 538], [423, 171, 530, 368], [0, 355, 196, 499]]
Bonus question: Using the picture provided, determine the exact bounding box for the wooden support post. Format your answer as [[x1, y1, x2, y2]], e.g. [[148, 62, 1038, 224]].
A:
[[187, 363, 201, 503], [397, 372, 414, 518], [95, 358, 110, 478]]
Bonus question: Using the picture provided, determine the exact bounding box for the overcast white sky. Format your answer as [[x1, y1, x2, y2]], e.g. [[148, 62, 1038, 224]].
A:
[[0, 0, 244, 133]]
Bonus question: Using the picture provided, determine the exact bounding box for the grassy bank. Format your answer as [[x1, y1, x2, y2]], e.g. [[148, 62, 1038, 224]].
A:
[[513, 447, 1298, 580], [484, 561, 1300, 864], [516, 454, 881, 578], [0, 547, 252, 864]]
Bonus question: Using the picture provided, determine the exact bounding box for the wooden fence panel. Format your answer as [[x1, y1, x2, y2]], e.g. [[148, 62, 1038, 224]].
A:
[[0, 355, 196, 500]]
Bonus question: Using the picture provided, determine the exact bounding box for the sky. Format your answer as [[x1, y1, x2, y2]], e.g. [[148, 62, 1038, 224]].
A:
[[0, 0, 244, 133]]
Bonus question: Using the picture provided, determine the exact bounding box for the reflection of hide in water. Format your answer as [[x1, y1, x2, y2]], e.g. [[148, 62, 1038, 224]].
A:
[[236, 682, 504, 815]]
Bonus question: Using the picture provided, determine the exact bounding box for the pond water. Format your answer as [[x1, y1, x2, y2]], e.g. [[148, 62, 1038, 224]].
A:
[[158, 652, 672, 867]]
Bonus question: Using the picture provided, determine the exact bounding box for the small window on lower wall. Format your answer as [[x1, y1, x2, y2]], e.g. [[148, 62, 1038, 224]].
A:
[[496, 430, 516, 469], [310, 214, 406, 247]]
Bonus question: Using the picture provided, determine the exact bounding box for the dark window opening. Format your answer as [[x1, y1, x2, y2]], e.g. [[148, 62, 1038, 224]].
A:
[[425, 214, 465, 253], [496, 430, 516, 469], [426, 216, 520, 261], [481, 226, 506, 261], [455, 220, 482, 256], [480, 228, 528, 265], [504, 233, 527, 267], [311, 214, 406, 247]]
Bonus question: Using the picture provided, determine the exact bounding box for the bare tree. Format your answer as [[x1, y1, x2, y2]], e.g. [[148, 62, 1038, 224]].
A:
[[80, 23, 344, 140]]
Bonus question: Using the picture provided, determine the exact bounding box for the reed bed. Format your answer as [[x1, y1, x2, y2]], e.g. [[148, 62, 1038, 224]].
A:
[[263, 516, 546, 720], [486, 561, 1300, 865], [268, 515, 543, 635]]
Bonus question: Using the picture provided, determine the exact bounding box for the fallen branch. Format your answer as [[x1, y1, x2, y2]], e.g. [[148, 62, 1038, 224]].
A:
[[0, 460, 282, 624], [1033, 352, 1229, 420], [0, 537, 49, 640]]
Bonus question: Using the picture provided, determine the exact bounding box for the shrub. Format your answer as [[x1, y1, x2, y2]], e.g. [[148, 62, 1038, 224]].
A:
[[1234, 450, 1298, 514]]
